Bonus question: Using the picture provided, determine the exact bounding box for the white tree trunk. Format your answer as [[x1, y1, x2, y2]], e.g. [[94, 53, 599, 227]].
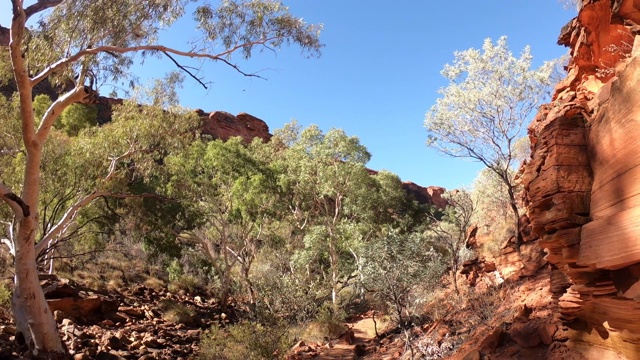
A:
[[12, 154, 65, 356], [8, 7, 65, 351]]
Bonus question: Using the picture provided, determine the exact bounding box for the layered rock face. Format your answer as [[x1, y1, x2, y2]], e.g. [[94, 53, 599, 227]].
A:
[[521, 0, 640, 357], [400, 183, 447, 208], [196, 109, 272, 143]]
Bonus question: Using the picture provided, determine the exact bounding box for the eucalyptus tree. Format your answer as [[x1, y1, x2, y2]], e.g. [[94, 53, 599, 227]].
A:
[[0, 1, 321, 355], [424, 36, 554, 249], [272, 122, 380, 306], [165, 137, 279, 309]]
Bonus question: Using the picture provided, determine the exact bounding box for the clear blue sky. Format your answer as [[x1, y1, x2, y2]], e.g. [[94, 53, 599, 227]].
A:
[[1, 1, 575, 190]]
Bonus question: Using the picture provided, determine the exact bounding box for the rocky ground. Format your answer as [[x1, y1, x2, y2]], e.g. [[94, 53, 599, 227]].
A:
[[0, 276, 223, 360], [0, 237, 592, 360]]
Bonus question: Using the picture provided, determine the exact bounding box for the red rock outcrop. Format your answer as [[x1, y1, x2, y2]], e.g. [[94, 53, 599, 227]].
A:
[[521, 1, 640, 358], [401, 182, 447, 208], [197, 110, 271, 143], [0, 26, 8, 47], [92, 96, 273, 143]]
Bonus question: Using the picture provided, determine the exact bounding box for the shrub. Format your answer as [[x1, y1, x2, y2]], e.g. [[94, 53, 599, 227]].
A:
[[0, 283, 11, 308], [168, 275, 205, 294], [159, 299, 195, 325], [466, 283, 517, 327], [57, 103, 98, 136], [300, 303, 346, 342], [360, 231, 446, 327], [167, 259, 183, 282], [252, 268, 322, 324], [0, 282, 12, 320], [198, 321, 292, 360], [142, 276, 165, 291]]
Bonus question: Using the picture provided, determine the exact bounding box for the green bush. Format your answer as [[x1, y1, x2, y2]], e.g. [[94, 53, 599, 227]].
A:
[[0, 282, 12, 320], [57, 103, 98, 136], [0, 283, 11, 308], [306, 302, 346, 340], [198, 321, 292, 360], [167, 259, 183, 282]]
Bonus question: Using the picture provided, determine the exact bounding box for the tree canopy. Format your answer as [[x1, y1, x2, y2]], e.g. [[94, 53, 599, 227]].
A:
[[424, 36, 556, 248], [0, 0, 323, 356]]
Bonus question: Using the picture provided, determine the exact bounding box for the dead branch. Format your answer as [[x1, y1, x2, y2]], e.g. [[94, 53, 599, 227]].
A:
[[162, 51, 208, 89]]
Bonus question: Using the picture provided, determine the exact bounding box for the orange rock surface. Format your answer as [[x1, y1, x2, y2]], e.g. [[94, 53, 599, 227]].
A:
[[521, 0, 640, 358]]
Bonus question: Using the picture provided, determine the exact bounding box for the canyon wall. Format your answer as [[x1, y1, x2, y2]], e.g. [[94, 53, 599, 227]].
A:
[[521, 0, 640, 357]]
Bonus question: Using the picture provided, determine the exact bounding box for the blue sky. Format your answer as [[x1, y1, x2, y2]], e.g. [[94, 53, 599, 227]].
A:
[[1, 1, 575, 189]]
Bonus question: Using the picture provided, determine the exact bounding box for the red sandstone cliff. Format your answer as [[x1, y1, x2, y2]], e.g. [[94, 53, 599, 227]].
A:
[[403, 183, 448, 209], [520, 1, 640, 358]]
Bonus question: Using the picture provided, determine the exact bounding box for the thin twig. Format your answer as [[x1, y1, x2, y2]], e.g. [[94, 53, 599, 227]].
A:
[[162, 51, 208, 89]]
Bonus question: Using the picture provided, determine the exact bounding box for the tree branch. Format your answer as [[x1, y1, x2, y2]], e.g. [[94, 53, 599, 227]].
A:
[[36, 85, 93, 144], [35, 191, 165, 255], [162, 51, 208, 89], [24, 0, 63, 20], [0, 182, 30, 219], [31, 39, 275, 86]]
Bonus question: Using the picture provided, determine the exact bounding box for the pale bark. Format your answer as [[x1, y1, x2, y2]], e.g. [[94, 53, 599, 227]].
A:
[[9, 0, 66, 355]]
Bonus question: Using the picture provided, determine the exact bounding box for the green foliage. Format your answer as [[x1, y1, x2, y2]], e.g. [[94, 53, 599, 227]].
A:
[[198, 321, 292, 360], [310, 302, 346, 338], [33, 94, 53, 125], [0, 95, 24, 200], [424, 36, 554, 171], [427, 190, 476, 294], [164, 136, 279, 306], [425, 37, 556, 247], [194, 1, 323, 59], [0, 283, 11, 309], [272, 121, 384, 304], [167, 259, 183, 282], [27, 0, 322, 89], [57, 103, 98, 136], [5, 0, 324, 354], [360, 230, 445, 326], [251, 249, 324, 324], [0, 48, 11, 86]]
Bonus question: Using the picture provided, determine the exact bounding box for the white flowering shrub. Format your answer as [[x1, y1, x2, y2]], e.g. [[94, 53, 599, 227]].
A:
[[416, 333, 460, 360], [425, 36, 557, 248]]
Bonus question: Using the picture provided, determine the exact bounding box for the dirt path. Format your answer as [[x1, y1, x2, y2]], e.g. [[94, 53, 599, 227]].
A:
[[310, 314, 379, 359], [288, 312, 406, 359]]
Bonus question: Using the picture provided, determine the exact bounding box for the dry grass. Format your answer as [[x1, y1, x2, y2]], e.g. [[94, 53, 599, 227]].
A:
[[143, 276, 165, 291], [299, 320, 346, 342], [168, 275, 204, 294], [158, 299, 195, 325]]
